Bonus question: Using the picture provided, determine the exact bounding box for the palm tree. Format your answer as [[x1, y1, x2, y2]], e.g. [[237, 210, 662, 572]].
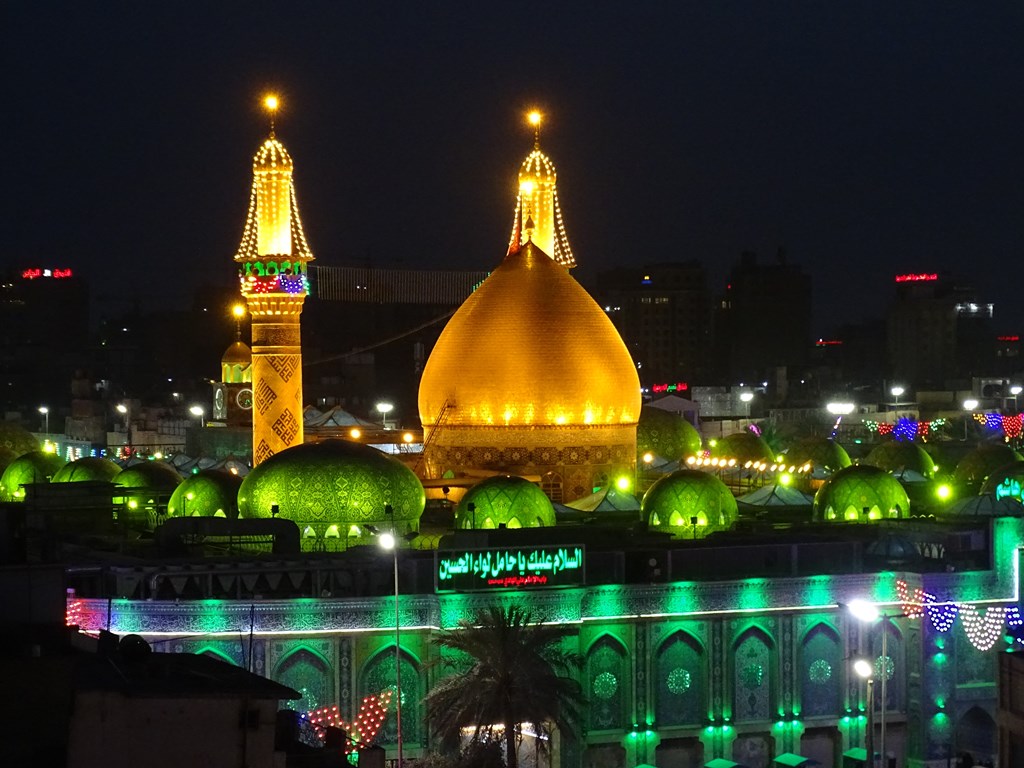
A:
[[425, 604, 583, 768]]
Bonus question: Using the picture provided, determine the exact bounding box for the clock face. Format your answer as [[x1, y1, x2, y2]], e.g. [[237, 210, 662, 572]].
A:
[[213, 387, 226, 417], [236, 387, 254, 410]]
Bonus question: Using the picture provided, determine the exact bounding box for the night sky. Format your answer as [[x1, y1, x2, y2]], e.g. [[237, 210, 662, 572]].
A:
[[6, 2, 1024, 334]]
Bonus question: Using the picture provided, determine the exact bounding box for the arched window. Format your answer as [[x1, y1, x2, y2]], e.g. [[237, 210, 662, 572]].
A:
[[586, 636, 628, 731], [541, 472, 563, 504], [800, 623, 841, 717], [275, 647, 331, 715], [655, 630, 705, 727], [733, 628, 774, 723], [361, 648, 421, 744]]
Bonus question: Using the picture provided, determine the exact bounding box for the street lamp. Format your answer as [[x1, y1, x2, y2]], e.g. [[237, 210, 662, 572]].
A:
[[116, 403, 131, 455], [376, 401, 394, 429], [189, 404, 205, 428], [379, 504, 402, 768], [890, 386, 904, 413], [38, 406, 49, 434], [853, 658, 875, 766], [1012, 385, 1023, 413], [826, 402, 855, 415], [739, 391, 754, 419], [963, 398, 979, 411], [846, 600, 893, 768]]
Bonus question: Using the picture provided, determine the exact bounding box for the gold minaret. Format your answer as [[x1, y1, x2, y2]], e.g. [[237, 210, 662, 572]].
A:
[[233, 94, 314, 464], [506, 110, 576, 268]]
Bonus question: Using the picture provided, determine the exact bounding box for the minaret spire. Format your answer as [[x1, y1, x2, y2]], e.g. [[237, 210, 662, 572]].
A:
[[505, 109, 577, 268], [264, 93, 279, 138], [234, 92, 314, 465]]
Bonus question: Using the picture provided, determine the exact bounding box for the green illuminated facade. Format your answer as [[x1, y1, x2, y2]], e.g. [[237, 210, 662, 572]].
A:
[[68, 515, 1024, 768]]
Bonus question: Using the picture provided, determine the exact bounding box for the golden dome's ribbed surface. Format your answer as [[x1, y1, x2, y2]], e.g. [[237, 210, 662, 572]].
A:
[[222, 340, 252, 365], [253, 137, 293, 171], [419, 241, 640, 428]]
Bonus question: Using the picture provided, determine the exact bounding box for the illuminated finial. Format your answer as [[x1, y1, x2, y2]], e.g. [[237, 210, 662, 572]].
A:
[[527, 110, 542, 149], [263, 93, 280, 136], [232, 303, 246, 339]]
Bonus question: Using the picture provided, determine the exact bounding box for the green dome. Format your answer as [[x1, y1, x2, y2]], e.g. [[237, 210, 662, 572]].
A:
[[52, 457, 121, 483], [711, 432, 776, 464], [114, 461, 183, 491], [953, 445, 1024, 493], [0, 450, 66, 501], [168, 470, 243, 519], [865, 441, 936, 479], [641, 469, 738, 538], [788, 437, 852, 474], [813, 465, 911, 522], [979, 462, 1024, 502], [637, 407, 701, 462], [454, 476, 556, 529], [0, 422, 40, 457], [114, 462, 184, 531], [237, 440, 425, 547]]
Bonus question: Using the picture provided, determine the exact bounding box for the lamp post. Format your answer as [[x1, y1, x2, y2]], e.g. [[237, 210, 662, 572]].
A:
[[890, 386, 904, 414], [376, 401, 394, 429], [963, 399, 979, 441], [853, 658, 875, 767], [379, 504, 402, 768], [847, 600, 893, 768], [38, 406, 49, 434], [740, 391, 754, 419], [1011, 385, 1022, 414], [116, 403, 131, 456], [189, 404, 205, 428]]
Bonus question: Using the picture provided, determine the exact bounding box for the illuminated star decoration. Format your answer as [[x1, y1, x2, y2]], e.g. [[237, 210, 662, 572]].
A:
[[975, 413, 1024, 442], [306, 690, 394, 754]]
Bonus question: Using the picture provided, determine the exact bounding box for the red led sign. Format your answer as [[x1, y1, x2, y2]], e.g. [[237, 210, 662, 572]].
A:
[[651, 382, 689, 393], [998, 336, 1020, 342], [815, 339, 843, 346], [22, 268, 73, 279], [894, 273, 937, 283]]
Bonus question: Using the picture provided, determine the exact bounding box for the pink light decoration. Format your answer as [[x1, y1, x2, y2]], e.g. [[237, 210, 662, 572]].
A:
[[307, 689, 394, 753], [65, 594, 83, 627], [894, 273, 938, 283], [896, 579, 927, 619]]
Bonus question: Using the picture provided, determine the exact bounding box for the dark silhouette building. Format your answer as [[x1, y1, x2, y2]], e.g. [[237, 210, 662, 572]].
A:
[[595, 262, 710, 387]]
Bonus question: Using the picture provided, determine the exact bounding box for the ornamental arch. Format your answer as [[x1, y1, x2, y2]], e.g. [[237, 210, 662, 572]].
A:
[[654, 629, 706, 728], [586, 634, 629, 731]]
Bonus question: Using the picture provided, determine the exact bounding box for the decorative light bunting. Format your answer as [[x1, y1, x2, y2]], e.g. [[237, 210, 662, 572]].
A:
[[306, 690, 394, 753], [975, 413, 1024, 442], [958, 605, 1006, 651], [864, 418, 946, 442], [895, 580, 927, 619], [895, 579, 1014, 651]]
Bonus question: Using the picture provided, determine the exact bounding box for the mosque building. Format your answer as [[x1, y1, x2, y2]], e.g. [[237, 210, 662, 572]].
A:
[[8, 106, 1024, 768], [419, 114, 640, 502]]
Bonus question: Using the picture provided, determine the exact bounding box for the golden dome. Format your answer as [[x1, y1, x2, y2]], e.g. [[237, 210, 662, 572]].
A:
[[222, 340, 252, 365], [253, 137, 293, 172], [419, 241, 640, 429]]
